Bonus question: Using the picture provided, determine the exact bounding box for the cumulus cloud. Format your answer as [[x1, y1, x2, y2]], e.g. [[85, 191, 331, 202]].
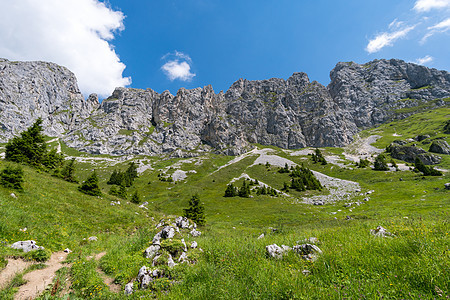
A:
[[0, 0, 131, 97], [366, 25, 416, 53], [414, 0, 450, 12], [421, 18, 450, 42], [415, 55, 434, 65], [161, 51, 196, 81]]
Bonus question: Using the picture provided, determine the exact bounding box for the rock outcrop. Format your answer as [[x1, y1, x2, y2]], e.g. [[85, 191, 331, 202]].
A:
[[429, 140, 450, 155], [386, 142, 441, 165], [1, 58, 449, 157], [0, 58, 98, 142]]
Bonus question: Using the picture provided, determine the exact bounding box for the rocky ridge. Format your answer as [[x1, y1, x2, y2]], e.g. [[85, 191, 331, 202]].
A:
[[0, 58, 449, 157]]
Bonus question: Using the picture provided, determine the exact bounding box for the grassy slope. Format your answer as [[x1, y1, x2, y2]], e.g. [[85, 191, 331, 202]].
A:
[[0, 108, 448, 299]]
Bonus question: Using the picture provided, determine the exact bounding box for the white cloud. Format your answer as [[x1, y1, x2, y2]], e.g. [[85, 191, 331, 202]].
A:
[[415, 55, 434, 65], [0, 0, 131, 97], [389, 19, 405, 29], [414, 0, 450, 12], [421, 17, 450, 42], [161, 51, 196, 81], [366, 25, 416, 53]]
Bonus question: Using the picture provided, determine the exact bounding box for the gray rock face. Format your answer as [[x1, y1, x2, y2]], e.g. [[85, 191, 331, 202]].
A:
[[429, 140, 450, 155], [328, 59, 450, 128], [1, 58, 449, 156], [387, 143, 441, 165], [0, 58, 98, 142]]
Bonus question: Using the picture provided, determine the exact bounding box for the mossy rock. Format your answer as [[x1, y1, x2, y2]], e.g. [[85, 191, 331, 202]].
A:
[[160, 239, 185, 257]]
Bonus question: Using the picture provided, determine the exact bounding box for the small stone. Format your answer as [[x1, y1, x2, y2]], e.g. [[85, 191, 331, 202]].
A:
[[266, 244, 285, 259], [64, 248, 72, 253], [88, 236, 98, 241], [257, 233, 265, 240], [190, 229, 201, 237], [302, 269, 311, 276], [445, 183, 450, 190], [190, 241, 198, 249], [10, 193, 17, 198], [370, 226, 392, 237], [144, 244, 160, 259], [124, 282, 133, 295]]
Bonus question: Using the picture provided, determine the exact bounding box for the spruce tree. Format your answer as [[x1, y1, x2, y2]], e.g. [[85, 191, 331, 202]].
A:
[[238, 180, 251, 198], [78, 172, 102, 196], [414, 157, 442, 176], [373, 153, 389, 171], [131, 191, 140, 204], [61, 158, 78, 183], [0, 165, 24, 191], [183, 194, 205, 225], [5, 118, 46, 166], [224, 183, 238, 197]]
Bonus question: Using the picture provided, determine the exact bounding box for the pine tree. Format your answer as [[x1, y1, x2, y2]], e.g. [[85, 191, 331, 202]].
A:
[[311, 148, 327, 165], [0, 165, 24, 191], [118, 184, 127, 199], [224, 183, 238, 197], [414, 157, 442, 176], [5, 118, 47, 166], [238, 180, 251, 198], [78, 172, 102, 196], [183, 194, 205, 225], [107, 170, 124, 185], [131, 191, 140, 204], [373, 153, 389, 171], [61, 158, 78, 183]]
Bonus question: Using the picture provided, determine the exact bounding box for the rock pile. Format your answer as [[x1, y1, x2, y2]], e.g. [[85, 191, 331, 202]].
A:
[[127, 216, 202, 295]]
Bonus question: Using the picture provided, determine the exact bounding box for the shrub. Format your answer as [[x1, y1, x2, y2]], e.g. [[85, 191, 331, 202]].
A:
[[289, 165, 322, 191], [444, 120, 450, 134], [41, 149, 64, 170], [357, 158, 370, 168], [238, 180, 251, 198], [0, 165, 24, 191], [27, 248, 51, 262], [78, 172, 102, 196], [183, 194, 205, 226]]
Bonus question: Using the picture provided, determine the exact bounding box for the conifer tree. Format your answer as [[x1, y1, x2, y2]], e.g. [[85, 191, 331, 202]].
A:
[[224, 183, 238, 197], [183, 194, 205, 225], [5, 118, 46, 166], [131, 191, 140, 204], [61, 158, 78, 183], [78, 172, 102, 196], [238, 180, 251, 198], [414, 157, 442, 176], [373, 153, 389, 171], [0, 165, 24, 191]]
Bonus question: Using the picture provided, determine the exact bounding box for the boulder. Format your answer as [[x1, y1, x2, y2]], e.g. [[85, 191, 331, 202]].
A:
[[144, 245, 160, 259], [266, 244, 286, 259], [10, 240, 44, 253], [124, 282, 133, 295], [160, 226, 176, 239], [415, 135, 430, 142], [429, 140, 450, 155], [175, 216, 190, 228], [387, 144, 441, 165], [190, 229, 201, 237], [370, 226, 392, 237], [292, 244, 322, 261]]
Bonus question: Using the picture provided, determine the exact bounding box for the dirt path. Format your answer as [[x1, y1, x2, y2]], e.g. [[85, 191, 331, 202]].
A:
[[91, 252, 121, 293], [0, 259, 34, 290], [14, 251, 68, 300]]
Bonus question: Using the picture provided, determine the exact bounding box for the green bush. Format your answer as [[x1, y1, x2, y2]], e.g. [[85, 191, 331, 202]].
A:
[[78, 172, 102, 196], [357, 158, 370, 168], [0, 165, 24, 191], [61, 158, 78, 183], [27, 248, 51, 262], [131, 191, 140, 204]]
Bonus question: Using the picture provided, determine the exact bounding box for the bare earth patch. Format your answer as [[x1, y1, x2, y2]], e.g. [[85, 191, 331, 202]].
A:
[[93, 252, 121, 293], [0, 259, 33, 290], [14, 251, 68, 300]]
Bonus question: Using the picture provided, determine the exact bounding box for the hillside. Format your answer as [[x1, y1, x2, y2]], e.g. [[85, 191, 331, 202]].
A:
[[0, 107, 448, 299]]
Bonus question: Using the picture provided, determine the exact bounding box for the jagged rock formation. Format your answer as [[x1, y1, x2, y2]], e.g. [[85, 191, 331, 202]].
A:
[[0, 58, 98, 142], [0, 58, 449, 157], [329, 59, 450, 128]]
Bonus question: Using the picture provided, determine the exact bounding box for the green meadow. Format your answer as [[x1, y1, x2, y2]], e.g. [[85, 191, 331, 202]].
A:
[[0, 108, 449, 299]]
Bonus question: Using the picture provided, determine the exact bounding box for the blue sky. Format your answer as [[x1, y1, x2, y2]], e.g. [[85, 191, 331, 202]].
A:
[[0, 0, 449, 97]]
